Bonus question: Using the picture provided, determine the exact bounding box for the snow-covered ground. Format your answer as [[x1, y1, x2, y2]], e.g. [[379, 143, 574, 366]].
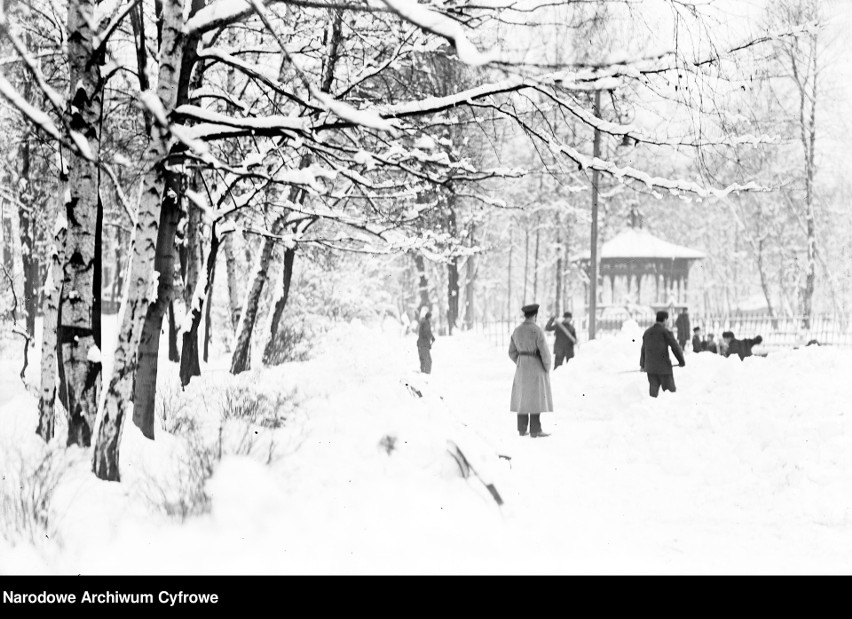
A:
[[1, 318, 852, 574]]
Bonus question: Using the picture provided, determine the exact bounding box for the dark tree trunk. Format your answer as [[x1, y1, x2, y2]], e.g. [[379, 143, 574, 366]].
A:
[[131, 172, 182, 439], [130, 0, 205, 435], [262, 246, 296, 365], [180, 226, 220, 387], [447, 257, 459, 336], [168, 301, 179, 361], [19, 129, 37, 338], [414, 252, 431, 312], [203, 257, 215, 362]]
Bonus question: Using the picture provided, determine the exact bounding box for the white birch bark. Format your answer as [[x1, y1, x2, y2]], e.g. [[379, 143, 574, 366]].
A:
[[92, 0, 186, 481]]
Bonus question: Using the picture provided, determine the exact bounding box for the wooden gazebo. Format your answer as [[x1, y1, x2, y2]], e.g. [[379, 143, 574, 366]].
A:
[[576, 227, 705, 312]]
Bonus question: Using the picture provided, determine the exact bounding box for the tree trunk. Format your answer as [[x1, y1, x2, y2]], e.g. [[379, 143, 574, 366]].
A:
[[180, 225, 220, 387], [223, 233, 241, 331], [447, 257, 459, 336], [19, 130, 38, 339], [93, 0, 186, 481], [36, 221, 66, 442], [203, 256, 215, 363], [262, 246, 296, 365], [463, 226, 476, 330], [555, 211, 563, 317], [507, 227, 513, 320], [414, 252, 431, 312], [532, 214, 540, 302], [130, 0, 206, 436], [132, 171, 182, 439], [59, 0, 104, 447], [168, 301, 179, 361], [230, 175, 307, 375]]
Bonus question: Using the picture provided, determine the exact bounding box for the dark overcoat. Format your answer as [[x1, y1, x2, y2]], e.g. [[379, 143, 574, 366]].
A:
[[675, 312, 691, 345], [417, 318, 435, 349], [726, 336, 762, 360], [640, 323, 685, 375], [508, 319, 553, 414], [545, 317, 576, 358]]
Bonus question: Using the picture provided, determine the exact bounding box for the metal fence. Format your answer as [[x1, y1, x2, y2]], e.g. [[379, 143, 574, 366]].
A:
[[476, 313, 852, 350]]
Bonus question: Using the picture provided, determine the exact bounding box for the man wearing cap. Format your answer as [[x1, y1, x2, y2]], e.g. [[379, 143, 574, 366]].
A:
[[545, 311, 578, 369], [640, 310, 685, 398], [691, 326, 705, 353], [509, 303, 553, 437], [417, 310, 436, 373]]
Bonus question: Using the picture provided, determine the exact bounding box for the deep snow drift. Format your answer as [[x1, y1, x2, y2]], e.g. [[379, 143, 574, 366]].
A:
[[1, 318, 851, 574]]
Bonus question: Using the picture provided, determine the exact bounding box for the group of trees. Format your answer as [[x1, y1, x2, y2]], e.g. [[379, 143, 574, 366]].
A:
[[0, 0, 839, 480]]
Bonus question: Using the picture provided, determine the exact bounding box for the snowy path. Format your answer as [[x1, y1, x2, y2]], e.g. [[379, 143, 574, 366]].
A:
[[2, 320, 852, 574], [421, 328, 852, 573]]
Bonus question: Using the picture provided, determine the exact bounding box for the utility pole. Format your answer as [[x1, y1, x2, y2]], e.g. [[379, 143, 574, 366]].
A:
[[589, 89, 601, 340]]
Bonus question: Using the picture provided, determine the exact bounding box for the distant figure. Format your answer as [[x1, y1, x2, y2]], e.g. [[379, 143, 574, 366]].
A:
[[721, 331, 763, 360], [691, 326, 704, 353], [705, 333, 718, 354], [509, 304, 553, 438], [675, 308, 691, 351], [417, 311, 436, 373], [545, 311, 578, 369], [640, 310, 686, 398]]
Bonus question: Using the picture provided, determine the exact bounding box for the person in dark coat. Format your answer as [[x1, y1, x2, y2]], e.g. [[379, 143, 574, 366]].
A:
[[509, 304, 553, 438], [640, 310, 685, 398], [675, 309, 691, 351], [705, 333, 718, 354], [722, 331, 763, 360], [545, 311, 578, 369], [417, 311, 436, 373], [692, 326, 704, 353]]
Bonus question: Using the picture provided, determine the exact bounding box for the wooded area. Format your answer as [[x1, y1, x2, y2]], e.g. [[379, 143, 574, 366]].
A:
[[1, 0, 849, 481]]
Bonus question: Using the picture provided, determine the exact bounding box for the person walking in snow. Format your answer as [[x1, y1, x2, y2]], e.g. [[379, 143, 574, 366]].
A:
[[675, 308, 691, 351], [545, 311, 578, 369], [640, 310, 686, 398], [417, 310, 436, 373], [509, 304, 553, 437]]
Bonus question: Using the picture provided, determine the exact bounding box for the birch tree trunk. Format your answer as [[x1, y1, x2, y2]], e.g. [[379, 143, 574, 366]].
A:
[[36, 221, 66, 442], [93, 0, 186, 481], [59, 0, 103, 447], [132, 0, 207, 436]]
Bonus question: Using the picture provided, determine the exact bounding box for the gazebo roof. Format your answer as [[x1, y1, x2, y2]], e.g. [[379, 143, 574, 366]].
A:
[[575, 228, 705, 261]]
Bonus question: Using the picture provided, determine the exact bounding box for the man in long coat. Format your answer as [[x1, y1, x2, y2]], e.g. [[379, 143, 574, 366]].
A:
[[640, 310, 685, 398], [545, 311, 578, 369], [509, 304, 553, 437], [417, 311, 436, 373], [674, 308, 691, 351]]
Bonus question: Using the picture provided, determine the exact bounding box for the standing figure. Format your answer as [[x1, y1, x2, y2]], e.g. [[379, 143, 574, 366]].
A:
[[640, 310, 686, 398], [722, 331, 763, 360], [675, 308, 691, 351], [417, 310, 436, 373], [545, 311, 578, 369], [692, 326, 705, 353], [509, 304, 553, 437]]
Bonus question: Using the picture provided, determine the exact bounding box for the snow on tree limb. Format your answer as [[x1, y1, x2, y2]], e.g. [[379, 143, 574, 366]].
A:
[[377, 0, 496, 66], [0, 75, 61, 140]]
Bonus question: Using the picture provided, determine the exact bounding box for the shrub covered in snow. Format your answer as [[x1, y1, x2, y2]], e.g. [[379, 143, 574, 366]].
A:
[[0, 446, 72, 545]]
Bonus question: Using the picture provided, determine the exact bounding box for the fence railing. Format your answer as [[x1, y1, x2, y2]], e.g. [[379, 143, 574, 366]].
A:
[[475, 313, 852, 350]]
